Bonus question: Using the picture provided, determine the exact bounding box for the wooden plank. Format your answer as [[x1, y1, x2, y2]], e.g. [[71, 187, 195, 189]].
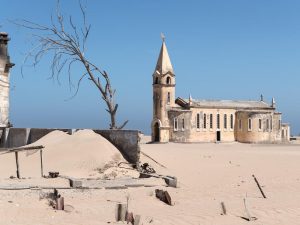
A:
[[252, 174, 267, 198], [40, 149, 44, 177], [15, 152, 20, 179]]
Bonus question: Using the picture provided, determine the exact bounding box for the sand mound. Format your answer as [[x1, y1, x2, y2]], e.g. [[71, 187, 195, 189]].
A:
[[0, 129, 138, 179]]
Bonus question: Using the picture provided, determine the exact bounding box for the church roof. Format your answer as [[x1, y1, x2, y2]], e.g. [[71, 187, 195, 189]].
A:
[[178, 98, 273, 109], [154, 39, 174, 75]]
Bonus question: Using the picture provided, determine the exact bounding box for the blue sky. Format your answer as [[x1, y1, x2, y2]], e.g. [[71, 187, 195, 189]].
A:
[[1, 0, 300, 135]]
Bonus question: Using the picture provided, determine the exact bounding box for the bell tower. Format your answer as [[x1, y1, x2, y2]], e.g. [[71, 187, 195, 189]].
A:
[[151, 35, 175, 142], [0, 32, 14, 127]]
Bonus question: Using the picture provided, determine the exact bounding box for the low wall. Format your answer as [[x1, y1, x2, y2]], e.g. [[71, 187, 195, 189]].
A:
[[0, 128, 141, 164]]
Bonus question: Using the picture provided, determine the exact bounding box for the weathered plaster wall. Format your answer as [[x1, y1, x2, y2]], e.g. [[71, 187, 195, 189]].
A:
[[235, 111, 282, 143], [169, 108, 237, 142], [0, 128, 141, 164]]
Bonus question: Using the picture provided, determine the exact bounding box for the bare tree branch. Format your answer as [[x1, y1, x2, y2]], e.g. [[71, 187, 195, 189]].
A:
[[12, 0, 128, 129]]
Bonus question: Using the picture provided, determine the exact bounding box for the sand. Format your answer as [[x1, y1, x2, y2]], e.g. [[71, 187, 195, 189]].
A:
[[1, 134, 300, 224], [0, 129, 134, 179]]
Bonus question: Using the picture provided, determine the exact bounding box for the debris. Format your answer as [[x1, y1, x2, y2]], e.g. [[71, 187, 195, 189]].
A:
[[163, 176, 177, 188], [220, 202, 226, 215], [155, 189, 172, 205], [140, 163, 156, 174], [48, 172, 59, 178], [69, 178, 82, 188], [241, 198, 257, 221], [252, 174, 266, 198]]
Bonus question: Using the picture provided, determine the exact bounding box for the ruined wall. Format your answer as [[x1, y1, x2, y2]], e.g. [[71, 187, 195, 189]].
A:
[[0, 32, 12, 127], [281, 124, 290, 142], [0, 128, 141, 164]]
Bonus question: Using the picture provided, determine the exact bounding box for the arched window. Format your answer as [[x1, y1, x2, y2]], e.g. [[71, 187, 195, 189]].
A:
[[166, 76, 171, 85]]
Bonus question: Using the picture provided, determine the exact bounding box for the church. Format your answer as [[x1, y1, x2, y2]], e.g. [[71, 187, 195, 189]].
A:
[[151, 38, 290, 143]]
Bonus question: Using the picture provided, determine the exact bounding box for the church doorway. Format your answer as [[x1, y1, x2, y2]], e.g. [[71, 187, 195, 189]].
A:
[[154, 122, 160, 142], [216, 131, 221, 142]]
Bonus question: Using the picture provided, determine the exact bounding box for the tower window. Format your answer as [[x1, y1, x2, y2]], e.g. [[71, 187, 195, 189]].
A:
[[204, 113, 207, 129], [174, 118, 178, 131], [224, 114, 227, 129], [167, 92, 170, 104], [210, 114, 213, 129], [217, 114, 220, 129], [182, 118, 185, 130], [266, 119, 270, 131], [248, 118, 252, 131], [196, 113, 200, 129], [230, 114, 234, 129], [155, 77, 158, 84], [166, 76, 171, 85]]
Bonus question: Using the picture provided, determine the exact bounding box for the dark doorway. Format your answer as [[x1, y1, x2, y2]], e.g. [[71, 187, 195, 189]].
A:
[[154, 122, 160, 142], [216, 131, 221, 142]]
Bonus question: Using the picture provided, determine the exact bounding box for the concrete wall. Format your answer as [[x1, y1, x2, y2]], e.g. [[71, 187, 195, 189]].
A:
[[0, 128, 141, 164]]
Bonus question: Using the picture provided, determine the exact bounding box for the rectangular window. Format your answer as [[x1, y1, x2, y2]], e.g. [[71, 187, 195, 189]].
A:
[[248, 118, 252, 131], [239, 119, 242, 131], [204, 114, 207, 129], [259, 119, 262, 131], [196, 113, 200, 129], [210, 114, 213, 129], [174, 118, 178, 131], [224, 114, 227, 129], [217, 114, 220, 129], [182, 118, 185, 130], [230, 114, 234, 130], [266, 119, 269, 131], [167, 92, 170, 104]]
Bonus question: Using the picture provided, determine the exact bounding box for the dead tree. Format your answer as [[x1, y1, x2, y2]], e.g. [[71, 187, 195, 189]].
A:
[[13, 0, 128, 129]]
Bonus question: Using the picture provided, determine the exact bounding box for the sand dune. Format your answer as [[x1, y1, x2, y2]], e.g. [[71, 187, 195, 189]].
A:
[[0, 129, 129, 178]]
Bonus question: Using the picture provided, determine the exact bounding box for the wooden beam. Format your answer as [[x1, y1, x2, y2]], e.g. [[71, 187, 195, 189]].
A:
[[40, 149, 44, 177], [15, 152, 20, 179], [252, 174, 267, 198]]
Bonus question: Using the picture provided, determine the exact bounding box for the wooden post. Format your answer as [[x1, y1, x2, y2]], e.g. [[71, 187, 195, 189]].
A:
[[15, 151, 20, 179], [56, 197, 64, 210], [115, 203, 127, 222], [252, 174, 267, 198], [221, 202, 226, 215], [40, 149, 44, 177]]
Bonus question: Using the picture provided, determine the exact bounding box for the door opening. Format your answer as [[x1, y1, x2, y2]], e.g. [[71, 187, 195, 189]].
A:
[[216, 131, 221, 142], [154, 122, 160, 142]]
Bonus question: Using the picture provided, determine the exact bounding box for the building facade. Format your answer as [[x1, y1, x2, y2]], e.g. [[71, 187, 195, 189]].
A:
[[151, 39, 290, 143], [0, 32, 14, 128]]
